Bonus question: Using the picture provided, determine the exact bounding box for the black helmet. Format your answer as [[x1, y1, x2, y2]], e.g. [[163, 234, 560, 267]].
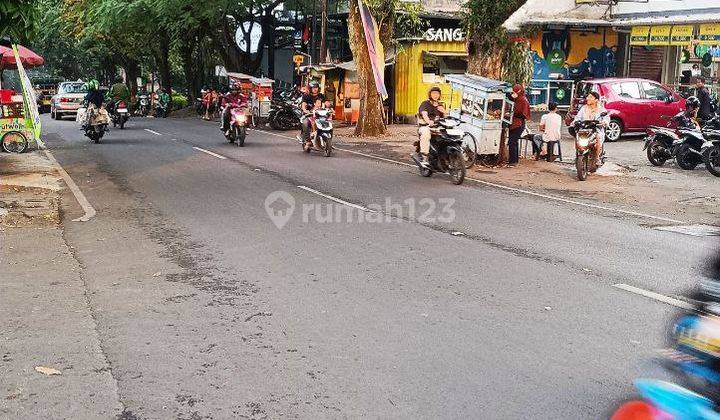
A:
[[686, 96, 701, 109], [428, 86, 442, 98]]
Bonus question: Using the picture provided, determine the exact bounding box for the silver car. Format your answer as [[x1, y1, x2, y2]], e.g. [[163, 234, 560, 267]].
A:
[[50, 82, 87, 120]]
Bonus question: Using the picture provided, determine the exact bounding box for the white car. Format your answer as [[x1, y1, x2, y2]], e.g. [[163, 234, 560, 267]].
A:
[[50, 82, 87, 120]]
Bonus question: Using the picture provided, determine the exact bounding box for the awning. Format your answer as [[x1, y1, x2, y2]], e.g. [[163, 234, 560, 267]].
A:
[[503, 0, 612, 32], [423, 51, 468, 59]]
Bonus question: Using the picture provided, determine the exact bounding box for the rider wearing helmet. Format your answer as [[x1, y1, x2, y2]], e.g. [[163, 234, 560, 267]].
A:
[[107, 75, 130, 114], [83, 80, 104, 109], [300, 80, 330, 146], [417, 86, 446, 167], [676, 96, 702, 129], [220, 82, 248, 134]]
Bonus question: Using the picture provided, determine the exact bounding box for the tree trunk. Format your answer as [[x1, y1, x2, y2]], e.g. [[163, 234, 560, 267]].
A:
[[348, 0, 386, 137], [125, 60, 141, 98], [156, 36, 172, 94]]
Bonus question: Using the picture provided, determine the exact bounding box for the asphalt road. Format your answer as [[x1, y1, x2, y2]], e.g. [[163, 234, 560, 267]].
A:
[[22, 114, 720, 418]]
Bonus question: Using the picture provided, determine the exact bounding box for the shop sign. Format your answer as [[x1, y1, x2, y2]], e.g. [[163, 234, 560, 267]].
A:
[[546, 49, 566, 70], [424, 27, 465, 43], [0, 118, 23, 132], [670, 25, 694, 46], [630, 26, 650, 46], [648, 26, 671, 46], [698, 24, 720, 45]]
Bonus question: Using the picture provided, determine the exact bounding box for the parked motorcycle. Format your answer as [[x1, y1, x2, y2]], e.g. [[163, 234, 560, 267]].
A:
[[155, 99, 169, 118], [410, 118, 466, 185], [297, 108, 334, 157], [109, 100, 129, 129], [611, 379, 720, 420], [701, 117, 720, 177], [135, 94, 150, 117], [269, 92, 302, 130], [224, 106, 249, 146], [573, 113, 607, 181]]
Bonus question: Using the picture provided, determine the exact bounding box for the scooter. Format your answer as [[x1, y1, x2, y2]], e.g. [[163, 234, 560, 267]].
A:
[[224, 106, 249, 146], [78, 105, 109, 144], [701, 117, 720, 177], [297, 108, 334, 157], [136, 94, 150, 117], [611, 380, 720, 420], [110, 100, 129, 129], [645, 112, 706, 170], [411, 118, 466, 185], [573, 113, 607, 181]]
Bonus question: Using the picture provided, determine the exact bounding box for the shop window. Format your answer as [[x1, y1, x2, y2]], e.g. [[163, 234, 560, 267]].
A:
[[641, 81, 671, 102], [611, 82, 641, 100], [422, 53, 467, 83]]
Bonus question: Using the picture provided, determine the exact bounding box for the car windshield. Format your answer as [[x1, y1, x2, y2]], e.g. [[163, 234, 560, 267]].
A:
[[60, 83, 87, 94]]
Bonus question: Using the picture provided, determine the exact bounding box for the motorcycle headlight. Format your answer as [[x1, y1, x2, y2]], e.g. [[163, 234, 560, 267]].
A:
[[238, 114, 247, 122], [577, 137, 590, 148]]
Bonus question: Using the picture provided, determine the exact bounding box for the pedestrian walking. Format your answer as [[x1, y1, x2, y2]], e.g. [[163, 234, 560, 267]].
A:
[[532, 101, 562, 161], [508, 84, 530, 167]]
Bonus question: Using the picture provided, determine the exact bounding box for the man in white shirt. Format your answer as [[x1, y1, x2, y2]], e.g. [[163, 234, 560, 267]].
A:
[[532, 102, 563, 161]]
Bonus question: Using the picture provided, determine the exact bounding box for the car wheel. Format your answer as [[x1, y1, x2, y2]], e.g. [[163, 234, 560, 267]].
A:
[[606, 118, 623, 142], [51, 108, 56, 119]]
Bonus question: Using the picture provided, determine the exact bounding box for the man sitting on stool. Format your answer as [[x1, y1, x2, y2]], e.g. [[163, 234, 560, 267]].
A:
[[532, 101, 562, 161]]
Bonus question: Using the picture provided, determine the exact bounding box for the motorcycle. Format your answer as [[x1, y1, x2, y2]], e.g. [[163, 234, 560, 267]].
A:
[[109, 100, 129, 129], [701, 117, 720, 177], [297, 108, 334, 157], [573, 113, 607, 181], [224, 105, 249, 146], [155, 100, 169, 118], [269, 92, 302, 130], [410, 118, 466, 185], [79, 105, 109, 144], [611, 379, 720, 420], [135, 94, 150, 117], [645, 113, 706, 170]]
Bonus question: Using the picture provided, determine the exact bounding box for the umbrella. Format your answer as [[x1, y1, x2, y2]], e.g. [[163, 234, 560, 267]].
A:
[[0, 44, 44, 70]]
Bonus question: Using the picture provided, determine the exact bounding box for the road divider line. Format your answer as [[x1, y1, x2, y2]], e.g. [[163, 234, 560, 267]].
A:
[[193, 147, 227, 160], [43, 149, 96, 222], [613, 283, 694, 310], [246, 129, 684, 224], [297, 185, 376, 212], [144, 129, 162, 136]]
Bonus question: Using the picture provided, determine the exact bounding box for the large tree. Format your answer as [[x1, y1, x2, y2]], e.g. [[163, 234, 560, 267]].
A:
[[464, 0, 532, 84], [347, 0, 422, 137], [0, 0, 39, 42]]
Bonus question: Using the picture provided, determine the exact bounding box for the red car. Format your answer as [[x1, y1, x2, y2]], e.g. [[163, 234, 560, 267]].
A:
[[565, 78, 686, 142]]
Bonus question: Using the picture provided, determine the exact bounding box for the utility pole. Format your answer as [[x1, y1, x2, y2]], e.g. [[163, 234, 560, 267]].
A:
[[319, 0, 328, 64], [311, 0, 318, 64]]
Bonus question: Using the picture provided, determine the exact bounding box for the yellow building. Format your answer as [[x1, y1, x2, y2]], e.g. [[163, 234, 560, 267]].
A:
[[392, 18, 467, 120]]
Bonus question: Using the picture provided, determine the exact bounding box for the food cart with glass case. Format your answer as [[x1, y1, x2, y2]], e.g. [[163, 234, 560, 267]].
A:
[[444, 74, 514, 156]]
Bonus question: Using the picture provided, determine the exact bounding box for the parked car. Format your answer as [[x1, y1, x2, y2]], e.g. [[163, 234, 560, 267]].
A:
[[50, 81, 87, 120], [564, 78, 686, 142]]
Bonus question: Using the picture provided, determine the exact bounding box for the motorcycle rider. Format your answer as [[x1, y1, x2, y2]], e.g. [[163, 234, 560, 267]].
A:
[[676, 96, 702, 130], [107, 76, 130, 114], [300, 80, 330, 147], [417, 86, 446, 168], [220, 83, 248, 135], [82, 79, 108, 127], [572, 91, 609, 167]]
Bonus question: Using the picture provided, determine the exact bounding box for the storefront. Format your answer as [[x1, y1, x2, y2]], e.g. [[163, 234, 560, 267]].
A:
[[393, 17, 466, 120], [526, 27, 620, 109]]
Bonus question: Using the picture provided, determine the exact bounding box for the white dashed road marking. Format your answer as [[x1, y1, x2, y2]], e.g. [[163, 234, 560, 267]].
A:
[[192, 147, 227, 160]]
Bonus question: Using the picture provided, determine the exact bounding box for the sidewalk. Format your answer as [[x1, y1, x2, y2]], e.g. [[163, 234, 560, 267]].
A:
[[334, 123, 719, 226], [0, 151, 122, 417]]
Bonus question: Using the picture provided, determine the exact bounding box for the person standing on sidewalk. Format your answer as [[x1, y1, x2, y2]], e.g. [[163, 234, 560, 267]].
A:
[[508, 84, 530, 167], [695, 77, 715, 123], [532, 102, 562, 161]]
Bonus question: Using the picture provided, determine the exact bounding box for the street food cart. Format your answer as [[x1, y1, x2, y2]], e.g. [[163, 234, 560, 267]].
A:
[[226, 72, 254, 96], [0, 44, 44, 153], [444, 74, 514, 156], [250, 76, 274, 126]]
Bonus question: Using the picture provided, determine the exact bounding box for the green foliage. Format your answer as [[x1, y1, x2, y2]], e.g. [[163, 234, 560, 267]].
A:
[[171, 93, 188, 110], [0, 0, 40, 42], [502, 41, 533, 85]]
